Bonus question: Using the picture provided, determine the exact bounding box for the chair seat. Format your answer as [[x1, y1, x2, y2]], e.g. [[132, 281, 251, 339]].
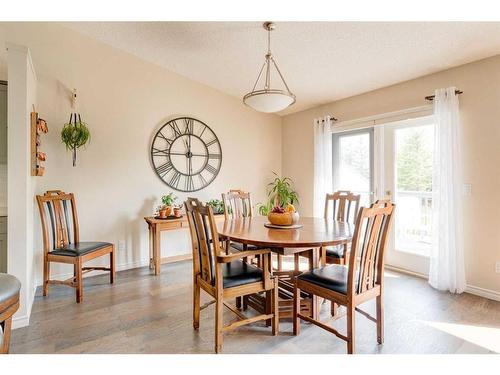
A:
[[223, 260, 263, 289], [0, 273, 21, 303], [325, 245, 344, 259], [230, 242, 268, 251], [298, 264, 356, 295], [50, 242, 112, 257]]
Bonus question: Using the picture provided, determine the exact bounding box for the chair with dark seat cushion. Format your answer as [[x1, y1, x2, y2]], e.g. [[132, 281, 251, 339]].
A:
[[294, 200, 395, 354], [185, 197, 278, 353], [0, 273, 21, 354], [36, 190, 115, 303], [323, 191, 360, 266]]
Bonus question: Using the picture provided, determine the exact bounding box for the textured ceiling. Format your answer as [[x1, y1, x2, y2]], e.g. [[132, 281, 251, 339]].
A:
[[63, 22, 500, 115]]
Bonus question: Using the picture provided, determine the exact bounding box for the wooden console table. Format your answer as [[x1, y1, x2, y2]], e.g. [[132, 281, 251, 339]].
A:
[[144, 215, 225, 275]]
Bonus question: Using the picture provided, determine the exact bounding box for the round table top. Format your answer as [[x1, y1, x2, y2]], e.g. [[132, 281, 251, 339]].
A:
[[217, 216, 355, 248]]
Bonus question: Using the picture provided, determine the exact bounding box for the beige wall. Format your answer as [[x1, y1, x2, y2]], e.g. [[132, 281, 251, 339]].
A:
[[282, 55, 500, 294], [0, 23, 282, 285]]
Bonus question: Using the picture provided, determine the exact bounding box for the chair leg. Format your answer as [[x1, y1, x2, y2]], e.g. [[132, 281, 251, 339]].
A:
[[215, 293, 224, 353], [236, 296, 242, 309], [110, 248, 115, 284], [347, 304, 355, 354], [376, 294, 384, 344], [43, 258, 50, 297], [242, 295, 248, 311], [0, 317, 12, 354], [271, 279, 279, 336], [331, 301, 338, 317], [293, 282, 301, 335], [193, 278, 200, 330], [76, 259, 83, 303], [265, 290, 272, 327]]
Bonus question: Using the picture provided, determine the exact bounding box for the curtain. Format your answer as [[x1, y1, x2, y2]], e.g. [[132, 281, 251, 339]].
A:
[[429, 87, 466, 293], [313, 116, 333, 217]]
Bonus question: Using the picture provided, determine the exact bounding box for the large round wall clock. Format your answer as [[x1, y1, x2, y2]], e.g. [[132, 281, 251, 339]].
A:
[[150, 117, 222, 192]]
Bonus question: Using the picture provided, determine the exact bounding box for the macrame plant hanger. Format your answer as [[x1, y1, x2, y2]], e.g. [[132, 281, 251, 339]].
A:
[[69, 89, 81, 167]]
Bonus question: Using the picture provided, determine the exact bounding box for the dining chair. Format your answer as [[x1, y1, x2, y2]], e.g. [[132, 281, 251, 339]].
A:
[[0, 273, 20, 354], [293, 200, 395, 354], [185, 197, 279, 353], [36, 190, 115, 303], [323, 191, 361, 266]]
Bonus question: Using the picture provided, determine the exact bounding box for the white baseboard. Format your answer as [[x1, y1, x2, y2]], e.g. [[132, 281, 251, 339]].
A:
[[385, 264, 500, 302], [465, 284, 500, 302]]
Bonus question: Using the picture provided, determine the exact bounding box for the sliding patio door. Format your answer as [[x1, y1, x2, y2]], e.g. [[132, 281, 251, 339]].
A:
[[332, 128, 374, 207], [383, 116, 434, 275]]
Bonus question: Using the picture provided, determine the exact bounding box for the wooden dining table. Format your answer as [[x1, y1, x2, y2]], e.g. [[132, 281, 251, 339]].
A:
[[217, 216, 354, 321]]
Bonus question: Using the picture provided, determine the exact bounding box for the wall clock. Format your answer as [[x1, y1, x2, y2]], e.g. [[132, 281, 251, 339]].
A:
[[150, 117, 222, 192]]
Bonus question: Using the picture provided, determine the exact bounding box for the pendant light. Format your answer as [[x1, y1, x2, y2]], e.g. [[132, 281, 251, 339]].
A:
[[243, 22, 296, 113]]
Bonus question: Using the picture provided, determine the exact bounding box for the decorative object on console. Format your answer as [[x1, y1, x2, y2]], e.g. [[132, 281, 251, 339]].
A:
[[30, 105, 48, 176], [61, 89, 90, 167], [158, 192, 177, 218], [243, 22, 296, 113], [151, 117, 222, 192], [207, 199, 225, 215]]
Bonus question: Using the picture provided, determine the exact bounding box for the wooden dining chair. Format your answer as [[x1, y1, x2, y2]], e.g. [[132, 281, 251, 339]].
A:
[[36, 190, 115, 303], [293, 200, 395, 354], [185, 197, 279, 353], [323, 191, 361, 266], [0, 273, 20, 354]]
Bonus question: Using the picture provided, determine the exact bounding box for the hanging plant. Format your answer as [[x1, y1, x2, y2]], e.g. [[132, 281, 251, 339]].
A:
[[61, 89, 90, 166], [61, 114, 90, 166]]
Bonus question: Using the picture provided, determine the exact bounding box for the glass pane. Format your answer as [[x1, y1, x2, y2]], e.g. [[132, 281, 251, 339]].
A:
[[394, 124, 434, 256], [337, 132, 371, 206]]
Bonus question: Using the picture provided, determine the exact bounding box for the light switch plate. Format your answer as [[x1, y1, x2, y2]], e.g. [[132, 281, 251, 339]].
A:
[[463, 183, 472, 196]]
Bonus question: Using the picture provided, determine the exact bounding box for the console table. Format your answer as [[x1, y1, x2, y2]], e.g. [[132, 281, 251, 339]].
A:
[[144, 215, 225, 275]]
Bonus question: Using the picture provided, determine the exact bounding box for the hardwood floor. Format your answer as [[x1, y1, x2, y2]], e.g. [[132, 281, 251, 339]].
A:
[[10, 261, 500, 354]]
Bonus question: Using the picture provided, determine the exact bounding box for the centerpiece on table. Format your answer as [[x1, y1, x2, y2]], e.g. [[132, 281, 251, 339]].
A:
[[258, 172, 300, 228]]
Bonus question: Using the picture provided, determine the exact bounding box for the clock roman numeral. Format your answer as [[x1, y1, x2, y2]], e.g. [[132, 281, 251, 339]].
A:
[[199, 125, 207, 138], [156, 161, 173, 177], [198, 174, 207, 186], [205, 164, 218, 175], [152, 147, 169, 156], [208, 153, 221, 159], [169, 171, 182, 188], [206, 139, 218, 147], [157, 132, 173, 145], [185, 175, 194, 191], [170, 120, 182, 137], [183, 118, 193, 134]]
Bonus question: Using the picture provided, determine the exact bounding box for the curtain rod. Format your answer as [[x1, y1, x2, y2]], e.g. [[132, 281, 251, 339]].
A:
[[320, 116, 338, 122], [425, 89, 463, 101]]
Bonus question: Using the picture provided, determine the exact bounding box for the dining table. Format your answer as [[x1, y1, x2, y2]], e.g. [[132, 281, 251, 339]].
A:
[[217, 215, 354, 321]]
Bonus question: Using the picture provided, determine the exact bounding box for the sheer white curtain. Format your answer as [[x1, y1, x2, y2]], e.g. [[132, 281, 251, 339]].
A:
[[313, 116, 333, 217], [429, 87, 466, 293]]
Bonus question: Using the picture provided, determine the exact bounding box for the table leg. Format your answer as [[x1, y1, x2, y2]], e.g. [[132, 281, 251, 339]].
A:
[[153, 225, 161, 275], [148, 224, 154, 270], [310, 248, 321, 321]]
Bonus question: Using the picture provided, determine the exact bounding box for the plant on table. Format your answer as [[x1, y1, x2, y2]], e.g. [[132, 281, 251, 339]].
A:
[[158, 193, 177, 218], [257, 172, 300, 226], [207, 199, 225, 215]]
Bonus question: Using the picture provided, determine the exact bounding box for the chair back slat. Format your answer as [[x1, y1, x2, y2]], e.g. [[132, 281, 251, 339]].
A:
[[347, 200, 395, 296], [185, 197, 222, 286], [36, 191, 79, 253], [222, 189, 253, 220], [324, 190, 361, 223]]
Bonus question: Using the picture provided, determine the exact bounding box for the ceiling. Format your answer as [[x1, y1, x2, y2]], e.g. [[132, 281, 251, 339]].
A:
[[63, 22, 500, 115]]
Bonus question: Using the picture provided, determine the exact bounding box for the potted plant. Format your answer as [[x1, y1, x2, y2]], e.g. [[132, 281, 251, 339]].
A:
[[257, 172, 300, 225], [61, 114, 90, 167], [207, 199, 225, 215], [159, 193, 177, 218]]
